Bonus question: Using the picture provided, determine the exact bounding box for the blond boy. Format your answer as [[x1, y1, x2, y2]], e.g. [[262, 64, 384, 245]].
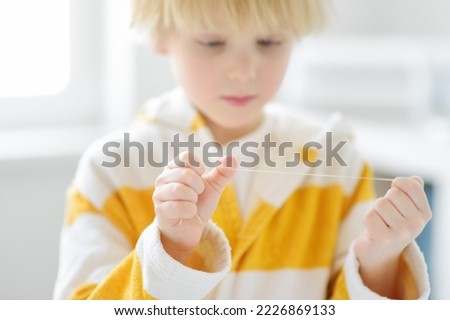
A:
[[54, 0, 431, 299]]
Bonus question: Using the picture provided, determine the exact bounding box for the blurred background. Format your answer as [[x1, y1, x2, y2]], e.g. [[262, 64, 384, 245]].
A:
[[0, 0, 449, 299]]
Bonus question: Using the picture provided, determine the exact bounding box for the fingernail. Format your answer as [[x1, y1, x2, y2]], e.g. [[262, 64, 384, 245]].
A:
[[411, 176, 424, 187]]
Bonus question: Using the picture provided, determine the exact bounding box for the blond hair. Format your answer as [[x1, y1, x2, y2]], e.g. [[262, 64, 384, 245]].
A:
[[130, 0, 326, 39]]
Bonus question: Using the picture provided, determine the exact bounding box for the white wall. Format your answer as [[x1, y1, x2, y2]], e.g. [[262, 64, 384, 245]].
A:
[[0, 157, 77, 299]]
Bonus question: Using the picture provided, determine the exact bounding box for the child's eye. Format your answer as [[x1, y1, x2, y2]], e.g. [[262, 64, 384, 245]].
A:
[[199, 40, 225, 48], [257, 39, 282, 47]]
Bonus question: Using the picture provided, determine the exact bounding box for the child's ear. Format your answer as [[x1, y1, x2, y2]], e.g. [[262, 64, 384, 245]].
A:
[[152, 36, 169, 55]]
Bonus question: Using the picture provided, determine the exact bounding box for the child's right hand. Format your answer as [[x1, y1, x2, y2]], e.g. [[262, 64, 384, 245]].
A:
[[152, 151, 236, 263]]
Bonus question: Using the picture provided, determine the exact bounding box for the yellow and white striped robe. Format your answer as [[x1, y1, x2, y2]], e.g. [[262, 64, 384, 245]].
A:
[[53, 87, 430, 300]]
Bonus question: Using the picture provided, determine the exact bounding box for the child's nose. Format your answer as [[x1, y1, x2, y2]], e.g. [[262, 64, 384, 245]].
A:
[[227, 52, 257, 82]]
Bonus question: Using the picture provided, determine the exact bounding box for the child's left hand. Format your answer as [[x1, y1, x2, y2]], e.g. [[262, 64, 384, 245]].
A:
[[354, 176, 432, 268]]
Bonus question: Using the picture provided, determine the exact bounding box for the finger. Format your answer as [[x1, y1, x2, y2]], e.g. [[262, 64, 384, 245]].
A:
[[155, 167, 205, 194], [411, 176, 424, 188], [385, 187, 419, 220], [363, 209, 389, 240], [372, 197, 404, 229], [153, 183, 198, 203], [168, 151, 205, 176], [392, 177, 429, 212], [407, 176, 433, 221], [155, 200, 197, 221], [202, 155, 237, 193]]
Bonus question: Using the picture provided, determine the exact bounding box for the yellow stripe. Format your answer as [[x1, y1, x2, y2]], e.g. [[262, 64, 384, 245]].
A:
[[232, 201, 278, 269], [212, 184, 243, 251], [66, 186, 155, 246], [68, 282, 97, 300], [236, 185, 345, 270], [342, 163, 375, 219], [328, 269, 350, 299], [396, 255, 419, 299], [87, 251, 156, 299], [190, 113, 207, 131], [65, 187, 101, 225]]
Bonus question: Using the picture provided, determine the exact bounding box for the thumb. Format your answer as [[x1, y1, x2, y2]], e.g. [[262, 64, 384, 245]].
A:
[[203, 155, 237, 194]]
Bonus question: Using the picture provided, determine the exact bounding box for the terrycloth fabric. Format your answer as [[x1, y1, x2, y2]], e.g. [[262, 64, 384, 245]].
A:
[[53, 87, 430, 300]]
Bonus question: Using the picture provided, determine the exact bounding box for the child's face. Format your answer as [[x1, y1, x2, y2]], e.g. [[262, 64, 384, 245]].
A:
[[159, 28, 294, 143]]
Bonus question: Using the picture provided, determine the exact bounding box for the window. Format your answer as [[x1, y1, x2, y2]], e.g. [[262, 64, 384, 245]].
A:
[[0, 0, 104, 130], [0, 0, 70, 98]]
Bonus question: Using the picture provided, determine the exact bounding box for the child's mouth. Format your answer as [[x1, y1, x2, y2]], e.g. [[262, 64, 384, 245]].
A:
[[221, 95, 256, 107]]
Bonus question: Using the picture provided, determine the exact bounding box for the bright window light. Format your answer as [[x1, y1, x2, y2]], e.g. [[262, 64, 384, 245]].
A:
[[0, 0, 70, 98]]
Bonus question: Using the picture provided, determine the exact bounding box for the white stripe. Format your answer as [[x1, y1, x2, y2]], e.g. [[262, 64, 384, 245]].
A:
[[206, 268, 331, 299], [53, 214, 131, 299], [332, 200, 373, 275], [73, 128, 165, 209]]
